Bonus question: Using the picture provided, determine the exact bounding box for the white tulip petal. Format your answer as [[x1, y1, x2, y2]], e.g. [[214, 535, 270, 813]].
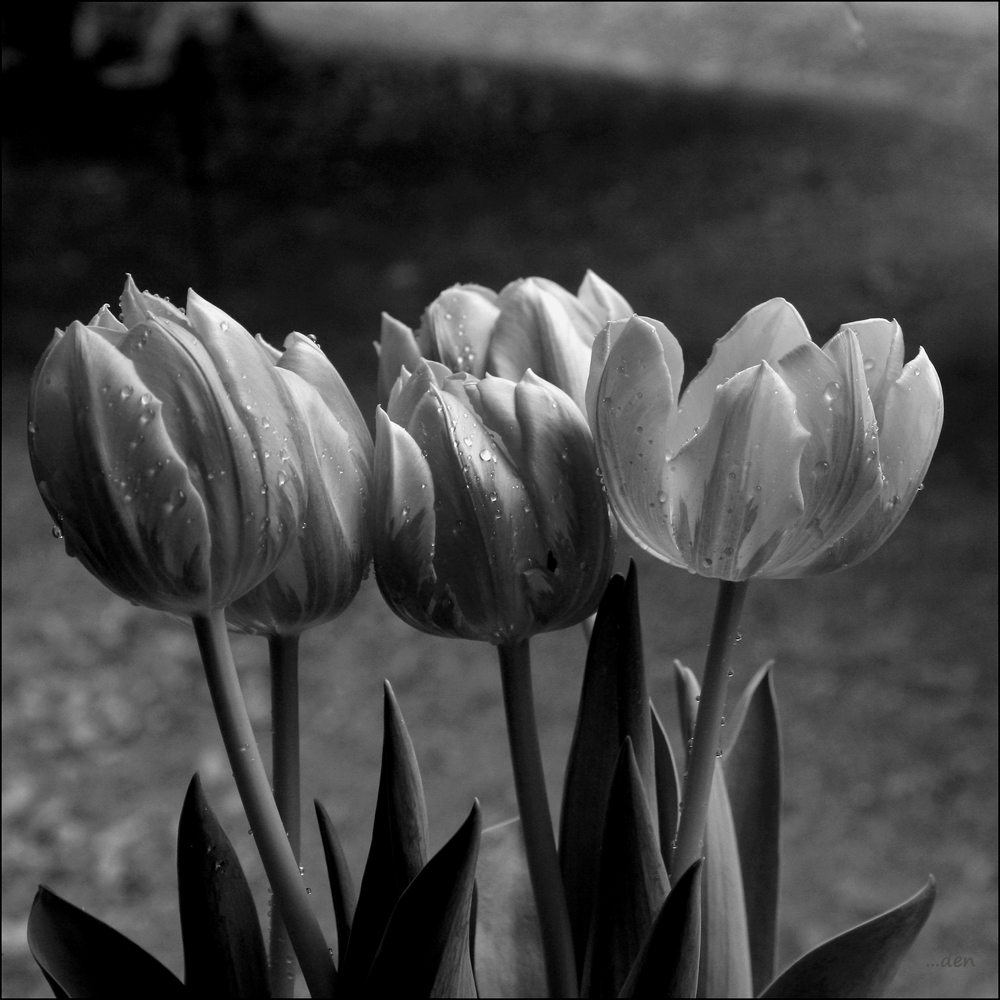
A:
[[377, 312, 422, 406], [422, 286, 499, 378], [594, 317, 685, 566], [577, 270, 633, 325], [664, 363, 809, 580], [839, 318, 903, 430], [668, 298, 811, 455]]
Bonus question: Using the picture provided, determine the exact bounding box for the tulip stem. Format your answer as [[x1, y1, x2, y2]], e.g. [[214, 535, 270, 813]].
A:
[[192, 611, 336, 998], [268, 634, 301, 998], [672, 579, 750, 879], [497, 639, 579, 999]]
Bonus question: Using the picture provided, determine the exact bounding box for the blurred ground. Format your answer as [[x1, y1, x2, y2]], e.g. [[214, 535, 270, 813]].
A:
[[2, 3, 997, 998]]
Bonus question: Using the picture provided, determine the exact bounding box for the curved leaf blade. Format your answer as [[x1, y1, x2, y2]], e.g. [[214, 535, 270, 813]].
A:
[[365, 802, 482, 997], [761, 878, 935, 999], [561, 564, 656, 970], [341, 679, 429, 990], [722, 662, 781, 994], [177, 774, 268, 996], [315, 799, 358, 965], [651, 702, 681, 875], [27, 886, 186, 998], [474, 818, 546, 998], [619, 859, 703, 998], [582, 738, 669, 999]]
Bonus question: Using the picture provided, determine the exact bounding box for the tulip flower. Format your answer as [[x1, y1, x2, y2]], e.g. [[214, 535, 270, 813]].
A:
[[376, 358, 616, 995], [587, 297, 943, 886], [227, 332, 374, 637], [27, 276, 314, 615], [376, 271, 632, 414], [587, 299, 943, 581], [374, 360, 615, 644]]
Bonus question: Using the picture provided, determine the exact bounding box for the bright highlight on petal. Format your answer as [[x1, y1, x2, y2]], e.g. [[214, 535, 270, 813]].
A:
[[588, 301, 942, 580]]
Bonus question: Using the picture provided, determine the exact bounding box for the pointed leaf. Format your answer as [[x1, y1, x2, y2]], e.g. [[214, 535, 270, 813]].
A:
[[561, 565, 656, 969], [315, 800, 358, 965], [722, 663, 781, 994], [177, 774, 268, 996], [27, 886, 186, 998], [619, 859, 703, 998], [341, 680, 429, 990], [699, 766, 754, 999], [474, 818, 546, 998], [651, 702, 681, 874], [582, 739, 669, 998], [365, 802, 482, 997], [672, 662, 753, 998], [761, 878, 936, 998]]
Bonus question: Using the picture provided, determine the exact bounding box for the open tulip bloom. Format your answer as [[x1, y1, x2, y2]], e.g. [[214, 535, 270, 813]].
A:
[[27, 282, 943, 1000]]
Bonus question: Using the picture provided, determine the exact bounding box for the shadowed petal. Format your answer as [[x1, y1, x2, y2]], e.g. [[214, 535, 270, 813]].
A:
[[420, 285, 499, 378], [377, 313, 422, 406], [665, 362, 809, 580]]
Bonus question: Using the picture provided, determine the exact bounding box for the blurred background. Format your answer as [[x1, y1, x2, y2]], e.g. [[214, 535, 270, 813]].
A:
[[2, 2, 996, 996]]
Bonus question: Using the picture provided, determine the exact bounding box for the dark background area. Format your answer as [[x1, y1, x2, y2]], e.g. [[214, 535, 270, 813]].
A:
[[3, 3, 997, 997]]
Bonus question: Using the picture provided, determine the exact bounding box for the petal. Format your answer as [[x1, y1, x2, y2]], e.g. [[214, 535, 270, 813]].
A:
[[669, 299, 812, 455], [420, 286, 499, 378], [797, 348, 943, 574], [228, 373, 371, 634], [118, 314, 300, 605], [765, 330, 881, 575], [254, 333, 283, 364], [488, 280, 593, 412], [839, 318, 904, 431], [87, 305, 129, 338], [593, 316, 686, 567], [577, 270, 633, 325], [373, 406, 441, 632], [119, 274, 190, 330], [664, 362, 809, 580], [377, 313, 422, 407], [29, 322, 212, 612], [513, 371, 615, 630]]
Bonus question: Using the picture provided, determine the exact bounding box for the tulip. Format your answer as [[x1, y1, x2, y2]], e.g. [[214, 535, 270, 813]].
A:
[[375, 271, 632, 414], [587, 299, 943, 581], [28, 276, 314, 615], [226, 332, 374, 636], [374, 360, 615, 644]]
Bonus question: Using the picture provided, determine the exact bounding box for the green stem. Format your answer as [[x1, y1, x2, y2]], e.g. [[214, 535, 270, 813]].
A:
[[498, 640, 579, 999], [192, 611, 336, 998], [268, 634, 301, 998], [672, 579, 749, 878]]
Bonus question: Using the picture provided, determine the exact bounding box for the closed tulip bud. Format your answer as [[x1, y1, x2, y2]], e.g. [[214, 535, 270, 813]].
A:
[[28, 277, 312, 615], [374, 360, 615, 644], [225, 333, 374, 636], [375, 272, 632, 415], [588, 299, 942, 580]]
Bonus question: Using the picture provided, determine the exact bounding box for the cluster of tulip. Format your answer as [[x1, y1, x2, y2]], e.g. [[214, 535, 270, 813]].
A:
[[26, 273, 942, 997]]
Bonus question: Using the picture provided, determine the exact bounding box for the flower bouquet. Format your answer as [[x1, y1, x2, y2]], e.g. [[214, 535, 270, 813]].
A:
[[25, 272, 942, 997]]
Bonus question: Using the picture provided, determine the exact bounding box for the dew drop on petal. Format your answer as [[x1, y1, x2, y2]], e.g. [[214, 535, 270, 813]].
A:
[[823, 381, 841, 403], [479, 448, 492, 461], [863, 357, 875, 372], [51, 525, 63, 539], [814, 460, 830, 474], [120, 385, 134, 400]]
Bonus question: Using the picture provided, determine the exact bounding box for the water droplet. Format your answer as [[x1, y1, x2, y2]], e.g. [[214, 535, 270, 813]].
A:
[[716, 748, 723, 758], [51, 525, 63, 539], [220, 321, 229, 332], [814, 460, 830, 474], [863, 357, 875, 372], [479, 448, 493, 461], [277, 471, 287, 487], [120, 385, 134, 400], [139, 393, 152, 406], [728, 668, 734, 678], [523, 504, 531, 513], [27, 421, 36, 435], [261, 484, 269, 494], [657, 490, 667, 504], [735, 632, 742, 642], [917, 482, 924, 491], [463, 436, 474, 447], [305, 887, 312, 895], [703, 556, 713, 567], [823, 381, 841, 403], [489, 491, 498, 502]]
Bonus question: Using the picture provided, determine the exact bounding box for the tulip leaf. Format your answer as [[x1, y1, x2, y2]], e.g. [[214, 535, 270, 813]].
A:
[[671, 661, 753, 999], [582, 738, 669, 999], [473, 818, 546, 998], [315, 800, 358, 965], [561, 565, 656, 970], [722, 662, 782, 994], [340, 680, 429, 991], [27, 885, 186, 998], [651, 702, 681, 874], [619, 859, 703, 998], [760, 878, 936, 998], [177, 774, 268, 996], [365, 802, 481, 998]]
